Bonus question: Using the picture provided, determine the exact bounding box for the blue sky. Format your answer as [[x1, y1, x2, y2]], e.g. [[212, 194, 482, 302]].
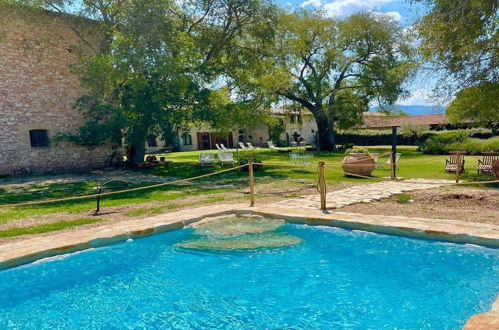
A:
[[277, 0, 442, 107]]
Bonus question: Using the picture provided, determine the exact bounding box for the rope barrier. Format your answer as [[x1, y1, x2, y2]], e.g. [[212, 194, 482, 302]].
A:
[[0, 164, 248, 209]]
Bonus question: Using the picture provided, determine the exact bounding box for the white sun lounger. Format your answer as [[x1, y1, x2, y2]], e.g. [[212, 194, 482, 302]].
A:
[[220, 143, 228, 151], [199, 153, 215, 167], [215, 144, 222, 151], [238, 142, 247, 149], [267, 141, 279, 150], [246, 142, 256, 149], [218, 152, 235, 167]]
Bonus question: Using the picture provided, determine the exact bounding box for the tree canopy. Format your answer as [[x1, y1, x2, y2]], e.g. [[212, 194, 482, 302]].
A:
[[446, 82, 499, 135], [415, 0, 498, 88], [230, 9, 416, 150], [11, 0, 276, 162]]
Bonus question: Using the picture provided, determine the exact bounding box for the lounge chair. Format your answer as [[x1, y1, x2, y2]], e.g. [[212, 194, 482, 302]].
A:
[[219, 152, 235, 167], [199, 153, 215, 167], [238, 142, 247, 149], [220, 144, 228, 151], [215, 144, 222, 151], [246, 142, 256, 149], [477, 152, 499, 174], [268, 141, 279, 150], [384, 153, 401, 169], [445, 152, 465, 173]]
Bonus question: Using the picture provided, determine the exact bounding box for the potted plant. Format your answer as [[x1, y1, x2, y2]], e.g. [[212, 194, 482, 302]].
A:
[[341, 146, 375, 177]]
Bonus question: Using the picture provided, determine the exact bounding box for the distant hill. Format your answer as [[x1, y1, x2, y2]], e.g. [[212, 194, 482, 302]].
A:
[[369, 105, 445, 116]]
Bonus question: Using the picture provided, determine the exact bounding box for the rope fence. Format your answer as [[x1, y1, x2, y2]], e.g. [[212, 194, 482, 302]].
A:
[[1, 152, 497, 212]]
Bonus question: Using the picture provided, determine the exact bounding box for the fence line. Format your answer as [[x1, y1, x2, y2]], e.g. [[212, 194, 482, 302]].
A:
[[1, 159, 497, 210], [0, 164, 248, 209]]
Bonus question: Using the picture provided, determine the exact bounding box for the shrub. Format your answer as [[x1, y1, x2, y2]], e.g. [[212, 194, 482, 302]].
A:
[[395, 194, 413, 203], [345, 146, 369, 154], [421, 135, 499, 155], [420, 130, 471, 154]]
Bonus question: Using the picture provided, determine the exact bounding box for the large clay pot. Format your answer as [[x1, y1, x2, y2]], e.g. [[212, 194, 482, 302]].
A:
[[341, 153, 375, 177], [492, 159, 499, 180]]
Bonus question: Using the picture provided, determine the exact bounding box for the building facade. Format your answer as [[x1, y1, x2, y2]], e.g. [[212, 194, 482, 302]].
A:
[[0, 6, 113, 175]]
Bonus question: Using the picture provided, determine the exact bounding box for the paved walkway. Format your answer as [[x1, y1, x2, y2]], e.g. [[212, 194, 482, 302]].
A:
[[271, 178, 455, 209]]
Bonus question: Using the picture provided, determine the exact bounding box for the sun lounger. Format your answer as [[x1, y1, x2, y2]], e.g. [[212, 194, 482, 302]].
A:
[[238, 142, 247, 149], [199, 153, 215, 167], [267, 141, 279, 150], [220, 144, 228, 151], [246, 142, 256, 149], [218, 152, 235, 167], [215, 144, 222, 151]]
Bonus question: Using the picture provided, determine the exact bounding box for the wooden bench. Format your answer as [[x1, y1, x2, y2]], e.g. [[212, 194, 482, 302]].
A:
[[477, 152, 499, 174], [445, 152, 465, 173]]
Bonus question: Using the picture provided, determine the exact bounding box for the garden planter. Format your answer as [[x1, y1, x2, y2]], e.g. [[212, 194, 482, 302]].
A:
[[492, 159, 499, 180], [341, 153, 375, 177]]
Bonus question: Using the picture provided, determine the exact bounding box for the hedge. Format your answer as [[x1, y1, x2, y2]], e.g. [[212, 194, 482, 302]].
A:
[[336, 129, 492, 146]]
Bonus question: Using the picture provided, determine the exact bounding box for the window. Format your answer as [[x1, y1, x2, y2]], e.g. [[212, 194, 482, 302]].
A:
[[182, 134, 192, 145], [29, 129, 49, 147], [290, 115, 295, 123], [147, 135, 157, 147], [297, 114, 302, 123]]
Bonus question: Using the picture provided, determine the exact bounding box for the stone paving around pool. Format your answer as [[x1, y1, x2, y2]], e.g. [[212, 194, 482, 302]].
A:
[[271, 179, 455, 209]]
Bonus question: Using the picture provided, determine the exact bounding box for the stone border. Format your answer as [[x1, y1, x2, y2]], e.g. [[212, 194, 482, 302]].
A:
[[0, 203, 497, 327]]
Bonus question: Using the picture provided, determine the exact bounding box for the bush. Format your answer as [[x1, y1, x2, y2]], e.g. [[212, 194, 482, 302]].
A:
[[421, 134, 499, 155], [420, 131, 470, 154], [336, 128, 492, 147]]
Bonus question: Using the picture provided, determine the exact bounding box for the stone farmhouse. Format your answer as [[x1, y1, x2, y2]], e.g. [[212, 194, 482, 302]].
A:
[[0, 5, 112, 175], [146, 107, 319, 153]]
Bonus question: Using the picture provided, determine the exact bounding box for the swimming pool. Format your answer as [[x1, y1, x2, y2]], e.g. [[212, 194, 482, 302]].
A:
[[0, 221, 497, 329]]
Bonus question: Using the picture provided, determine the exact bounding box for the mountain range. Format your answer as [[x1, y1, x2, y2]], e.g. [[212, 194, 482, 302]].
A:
[[369, 105, 446, 116]]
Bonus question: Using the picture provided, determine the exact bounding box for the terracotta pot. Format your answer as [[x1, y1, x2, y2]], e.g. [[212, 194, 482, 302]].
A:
[[492, 159, 499, 180], [341, 153, 375, 177]]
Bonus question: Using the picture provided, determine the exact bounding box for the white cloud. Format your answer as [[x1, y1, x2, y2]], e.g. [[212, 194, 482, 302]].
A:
[[300, 0, 323, 8], [398, 89, 433, 106], [323, 0, 397, 17], [371, 11, 402, 22]]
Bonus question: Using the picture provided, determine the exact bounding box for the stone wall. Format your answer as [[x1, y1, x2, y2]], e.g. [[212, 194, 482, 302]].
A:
[[0, 6, 113, 175]]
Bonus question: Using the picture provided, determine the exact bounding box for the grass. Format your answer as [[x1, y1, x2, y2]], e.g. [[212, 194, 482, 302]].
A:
[[394, 194, 413, 203], [0, 217, 103, 238], [0, 145, 496, 237]]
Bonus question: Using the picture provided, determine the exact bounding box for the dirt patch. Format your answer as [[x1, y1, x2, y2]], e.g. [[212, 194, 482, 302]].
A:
[[337, 187, 499, 225]]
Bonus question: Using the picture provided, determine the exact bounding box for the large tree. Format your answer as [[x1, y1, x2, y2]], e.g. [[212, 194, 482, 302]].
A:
[[230, 10, 415, 150], [446, 82, 499, 136], [415, 0, 498, 88], [11, 0, 276, 163]]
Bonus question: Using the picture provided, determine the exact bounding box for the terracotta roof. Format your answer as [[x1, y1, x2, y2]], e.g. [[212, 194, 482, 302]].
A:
[[358, 114, 450, 128]]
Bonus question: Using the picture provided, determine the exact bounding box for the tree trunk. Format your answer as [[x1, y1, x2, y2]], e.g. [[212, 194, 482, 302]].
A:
[[315, 113, 336, 151], [127, 141, 146, 164]]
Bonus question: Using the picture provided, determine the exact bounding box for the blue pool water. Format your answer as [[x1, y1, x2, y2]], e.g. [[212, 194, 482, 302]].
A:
[[0, 224, 497, 329]]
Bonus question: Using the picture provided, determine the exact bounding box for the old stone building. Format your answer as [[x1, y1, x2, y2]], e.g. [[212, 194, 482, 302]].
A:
[[0, 5, 113, 175]]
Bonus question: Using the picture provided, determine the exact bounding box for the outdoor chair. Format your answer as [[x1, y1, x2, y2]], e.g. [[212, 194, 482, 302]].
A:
[[477, 152, 499, 174], [384, 153, 401, 170], [238, 142, 247, 149], [267, 141, 279, 150], [220, 144, 228, 151], [246, 142, 256, 149], [199, 153, 215, 167], [445, 152, 465, 173], [218, 152, 235, 167], [215, 144, 222, 151]]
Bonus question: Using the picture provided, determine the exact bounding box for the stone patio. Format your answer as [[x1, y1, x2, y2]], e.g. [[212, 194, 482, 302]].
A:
[[271, 178, 455, 209]]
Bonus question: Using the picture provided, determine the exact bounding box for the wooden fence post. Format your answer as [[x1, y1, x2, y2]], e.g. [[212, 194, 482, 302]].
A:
[[317, 161, 327, 210], [455, 153, 462, 184], [248, 160, 255, 207], [391, 126, 397, 180]]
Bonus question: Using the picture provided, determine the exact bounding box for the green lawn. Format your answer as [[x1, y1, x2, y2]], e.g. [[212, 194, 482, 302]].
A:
[[0, 146, 496, 238]]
